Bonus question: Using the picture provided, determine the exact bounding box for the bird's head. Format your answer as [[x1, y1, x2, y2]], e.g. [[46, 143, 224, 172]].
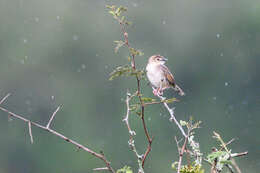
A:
[[148, 55, 168, 65]]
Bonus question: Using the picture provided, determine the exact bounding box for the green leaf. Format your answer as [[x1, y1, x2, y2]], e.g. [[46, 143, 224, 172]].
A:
[[129, 48, 144, 56], [180, 120, 187, 126], [109, 11, 115, 16], [109, 65, 132, 80], [163, 97, 178, 103], [141, 97, 156, 102], [207, 151, 228, 163], [109, 65, 145, 80], [114, 40, 125, 53], [117, 166, 133, 173], [130, 104, 140, 111]]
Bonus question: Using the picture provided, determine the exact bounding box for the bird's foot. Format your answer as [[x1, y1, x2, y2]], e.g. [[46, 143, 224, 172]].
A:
[[152, 89, 158, 96], [153, 88, 163, 96]]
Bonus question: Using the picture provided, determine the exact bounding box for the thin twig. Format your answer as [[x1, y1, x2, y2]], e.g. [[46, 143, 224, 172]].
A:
[[0, 93, 11, 105], [46, 106, 61, 129], [177, 132, 189, 173], [93, 167, 109, 171], [158, 95, 187, 138], [0, 94, 115, 173], [220, 138, 236, 151], [123, 91, 144, 173], [143, 101, 164, 106], [231, 151, 248, 158], [225, 164, 235, 173], [28, 121, 34, 144], [118, 18, 153, 169]]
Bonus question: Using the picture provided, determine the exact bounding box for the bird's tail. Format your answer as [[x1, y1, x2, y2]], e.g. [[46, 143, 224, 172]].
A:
[[172, 85, 185, 96]]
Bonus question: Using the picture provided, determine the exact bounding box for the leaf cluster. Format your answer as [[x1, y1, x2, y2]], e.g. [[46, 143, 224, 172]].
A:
[[109, 65, 145, 80], [172, 162, 204, 173], [117, 166, 133, 173]]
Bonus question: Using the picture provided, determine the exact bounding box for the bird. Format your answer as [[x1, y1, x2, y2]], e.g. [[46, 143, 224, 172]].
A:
[[146, 55, 185, 96]]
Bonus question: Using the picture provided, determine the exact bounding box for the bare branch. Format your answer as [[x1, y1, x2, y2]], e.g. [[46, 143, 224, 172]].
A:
[[123, 91, 144, 173], [177, 135, 188, 173], [231, 151, 248, 158], [28, 121, 34, 144], [157, 95, 187, 138], [0, 93, 11, 105], [0, 95, 115, 173], [46, 106, 61, 129], [93, 167, 109, 171]]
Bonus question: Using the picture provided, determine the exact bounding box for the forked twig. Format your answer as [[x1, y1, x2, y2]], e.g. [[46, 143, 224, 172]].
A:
[[0, 94, 115, 173]]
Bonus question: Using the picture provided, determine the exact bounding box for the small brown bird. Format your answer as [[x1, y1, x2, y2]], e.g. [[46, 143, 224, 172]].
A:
[[146, 55, 185, 96]]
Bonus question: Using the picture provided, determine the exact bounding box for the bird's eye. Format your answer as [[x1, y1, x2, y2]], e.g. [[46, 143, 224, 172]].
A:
[[156, 58, 160, 61]]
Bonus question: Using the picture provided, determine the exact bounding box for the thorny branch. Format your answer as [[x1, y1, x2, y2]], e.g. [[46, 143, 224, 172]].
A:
[[157, 95, 187, 138], [0, 94, 115, 173], [124, 91, 144, 173], [117, 14, 153, 169]]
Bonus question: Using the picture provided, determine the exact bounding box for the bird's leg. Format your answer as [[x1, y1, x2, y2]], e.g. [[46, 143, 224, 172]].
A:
[[152, 87, 158, 96], [158, 82, 163, 96]]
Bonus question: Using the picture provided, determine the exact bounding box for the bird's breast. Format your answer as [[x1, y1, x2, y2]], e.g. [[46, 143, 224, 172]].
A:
[[146, 64, 165, 88]]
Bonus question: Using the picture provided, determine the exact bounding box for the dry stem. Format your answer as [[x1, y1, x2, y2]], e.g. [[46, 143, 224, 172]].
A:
[[119, 19, 153, 169], [0, 94, 115, 173]]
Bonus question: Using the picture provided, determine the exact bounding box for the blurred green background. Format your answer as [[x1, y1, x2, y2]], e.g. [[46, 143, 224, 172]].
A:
[[0, 0, 259, 172]]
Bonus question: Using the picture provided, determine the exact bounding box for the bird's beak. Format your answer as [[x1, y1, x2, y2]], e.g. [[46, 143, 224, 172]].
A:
[[162, 57, 168, 61]]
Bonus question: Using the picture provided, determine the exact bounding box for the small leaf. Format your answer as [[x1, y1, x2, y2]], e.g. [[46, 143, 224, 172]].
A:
[[114, 40, 125, 53], [129, 48, 143, 56], [117, 166, 133, 173], [180, 120, 187, 126], [109, 65, 131, 80], [163, 97, 178, 103], [109, 11, 115, 16], [141, 97, 156, 102]]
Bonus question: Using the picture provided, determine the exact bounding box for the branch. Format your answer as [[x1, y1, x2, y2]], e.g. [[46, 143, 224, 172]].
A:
[[28, 121, 33, 144], [0, 94, 115, 173], [176, 135, 188, 173], [157, 95, 187, 138], [123, 91, 144, 173], [118, 17, 153, 169], [46, 106, 61, 129]]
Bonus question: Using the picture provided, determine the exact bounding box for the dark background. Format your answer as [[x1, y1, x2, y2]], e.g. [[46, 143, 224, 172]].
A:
[[0, 0, 259, 172]]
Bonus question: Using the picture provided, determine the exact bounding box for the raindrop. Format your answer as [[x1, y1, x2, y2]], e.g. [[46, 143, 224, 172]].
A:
[[23, 39, 28, 43], [216, 34, 221, 39], [148, 117, 151, 121], [81, 64, 86, 69], [51, 96, 55, 100], [162, 20, 166, 25], [132, 3, 138, 7], [20, 59, 25, 64], [56, 16, 61, 20], [225, 82, 229, 86], [220, 53, 223, 57], [34, 17, 39, 22], [25, 100, 31, 105], [213, 96, 217, 100], [105, 65, 108, 69], [73, 35, 78, 41]]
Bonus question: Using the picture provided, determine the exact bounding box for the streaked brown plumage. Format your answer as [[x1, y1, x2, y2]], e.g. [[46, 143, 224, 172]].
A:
[[146, 55, 185, 96]]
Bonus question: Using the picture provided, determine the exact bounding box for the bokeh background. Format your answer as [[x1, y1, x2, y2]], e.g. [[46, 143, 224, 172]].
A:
[[0, 0, 259, 172]]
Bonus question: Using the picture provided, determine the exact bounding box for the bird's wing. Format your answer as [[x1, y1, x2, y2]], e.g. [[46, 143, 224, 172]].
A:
[[160, 64, 176, 87]]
